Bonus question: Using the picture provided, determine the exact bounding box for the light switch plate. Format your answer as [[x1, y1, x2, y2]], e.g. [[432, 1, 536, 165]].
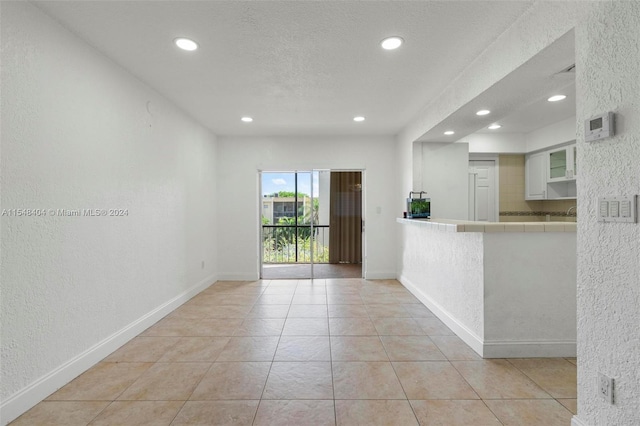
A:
[[598, 196, 637, 223]]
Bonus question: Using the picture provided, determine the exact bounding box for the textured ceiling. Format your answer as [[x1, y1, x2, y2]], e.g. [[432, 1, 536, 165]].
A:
[[473, 82, 575, 135], [34, 1, 538, 137], [417, 30, 576, 142]]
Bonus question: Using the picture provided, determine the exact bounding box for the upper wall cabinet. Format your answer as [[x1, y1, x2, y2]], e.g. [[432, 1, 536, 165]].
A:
[[525, 142, 577, 200], [525, 151, 547, 200], [547, 144, 577, 182]]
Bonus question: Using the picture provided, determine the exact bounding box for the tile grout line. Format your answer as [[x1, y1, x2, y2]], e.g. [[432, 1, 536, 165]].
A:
[[14, 279, 577, 425], [79, 400, 114, 426], [325, 281, 339, 426], [253, 279, 296, 425], [175, 279, 265, 424], [506, 357, 578, 403], [480, 396, 507, 425], [379, 331, 421, 425], [447, 357, 571, 424], [172, 280, 264, 424]]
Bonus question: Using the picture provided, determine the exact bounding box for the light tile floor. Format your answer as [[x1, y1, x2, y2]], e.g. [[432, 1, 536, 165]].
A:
[[12, 279, 577, 425]]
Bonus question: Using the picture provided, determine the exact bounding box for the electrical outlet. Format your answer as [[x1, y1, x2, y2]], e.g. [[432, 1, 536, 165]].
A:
[[598, 373, 614, 404]]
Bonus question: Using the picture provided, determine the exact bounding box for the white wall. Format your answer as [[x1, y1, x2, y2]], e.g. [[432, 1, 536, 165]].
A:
[[398, 221, 576, 359], [458, 116, 576, 156], [483, 232, 576, 355], [459, 133, 527, 154], [318, 170, 331, 226], [575, 3, 640, 425], [395, 135, 415, 221], [526, 116, 577, 153], [397, 221, 485, 342], [394, 0, 639, 423], [396, 2, 577, 213], [414, 142, 469, 220], [217, 136, 397, 280], [0, 3, 218, 423]]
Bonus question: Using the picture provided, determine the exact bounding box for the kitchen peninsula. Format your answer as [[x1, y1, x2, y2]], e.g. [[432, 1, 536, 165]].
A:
[[397, 218, 576, 358]]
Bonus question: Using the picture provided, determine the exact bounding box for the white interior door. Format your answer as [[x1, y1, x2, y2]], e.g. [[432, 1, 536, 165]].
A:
[[468, 160, 496, 222]]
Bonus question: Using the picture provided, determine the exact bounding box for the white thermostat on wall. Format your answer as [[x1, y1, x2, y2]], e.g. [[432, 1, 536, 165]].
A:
[[585, 112, 615, 142]]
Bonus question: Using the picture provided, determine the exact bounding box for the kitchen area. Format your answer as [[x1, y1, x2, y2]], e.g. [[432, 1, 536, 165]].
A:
[[397, 32, 578, 359]]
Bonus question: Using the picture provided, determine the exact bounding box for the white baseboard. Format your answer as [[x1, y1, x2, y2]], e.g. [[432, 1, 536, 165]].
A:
[[218, 273, 260, 281], [483, 339, 576, 358], [398, 274, 576, 359], [219, 271, 396, 281], [398, 274, 485, 356], [363, 270, 396, 280], [0, 273, 217, 426], [572, 415, 588, 426]]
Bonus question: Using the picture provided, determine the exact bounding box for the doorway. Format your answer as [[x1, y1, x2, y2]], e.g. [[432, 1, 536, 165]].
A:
[[468, 160, 497, 222], [260, 170, 363, 279]]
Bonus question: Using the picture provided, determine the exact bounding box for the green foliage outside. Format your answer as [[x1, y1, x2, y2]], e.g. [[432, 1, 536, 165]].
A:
[[271, 191, 300, 198], [262, 215, 329, 263], [267, 191, 307, 198]]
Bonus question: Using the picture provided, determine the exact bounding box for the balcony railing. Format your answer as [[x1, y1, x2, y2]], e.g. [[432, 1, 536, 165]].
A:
[[262, 225, 329, 264]]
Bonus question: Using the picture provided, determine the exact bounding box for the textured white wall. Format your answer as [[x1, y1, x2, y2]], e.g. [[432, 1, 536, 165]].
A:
[[525, 116, 577, 153], [460, 116, 577, 156], [217, 136, 397, 280], [483, 233, 576, 343], [398, 222, 577, 358], [396, 2, 577, 212], [398, 223, 485, 340], [395, 137, 416, 218], [414, 142, 469, 220], [460, 133, 527, 154], [575, 2, 640, 425], [453, 116, 576, 156], [399, 2, 577, 147], [0, 2, 218, 418]]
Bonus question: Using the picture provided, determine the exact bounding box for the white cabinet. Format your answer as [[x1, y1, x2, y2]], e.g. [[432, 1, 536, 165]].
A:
[[525, 142, 577, 200], [572, 144, 577, 179], [525, 151, 547, 200], [547, 144, 577, 182]]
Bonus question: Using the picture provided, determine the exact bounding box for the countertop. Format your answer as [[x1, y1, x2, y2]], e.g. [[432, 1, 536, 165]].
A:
[[397, 217, 577, 233]]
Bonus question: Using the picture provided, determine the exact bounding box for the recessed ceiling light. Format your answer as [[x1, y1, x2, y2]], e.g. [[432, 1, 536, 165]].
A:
[[444, 131, 455, 135], [476, 110, 491, 116], [380, 36, 404, 50], [353, 116, 365, 122], [241, 117, 253, 123], [488, 124, 502, 130], [174, 37, 198, 51], [548, 95, 567, 102]]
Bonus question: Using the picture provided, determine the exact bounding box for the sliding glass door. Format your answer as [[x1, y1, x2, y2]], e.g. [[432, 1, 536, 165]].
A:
[[260, 170, 361, 280], [261, 171, 321, 279]]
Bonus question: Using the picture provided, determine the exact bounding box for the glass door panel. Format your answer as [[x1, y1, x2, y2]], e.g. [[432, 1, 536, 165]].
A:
[[260, 170, 362, 279], [260, 171, 316, 279], [295, 171, 313, 278], [549, 148, 567, 180]]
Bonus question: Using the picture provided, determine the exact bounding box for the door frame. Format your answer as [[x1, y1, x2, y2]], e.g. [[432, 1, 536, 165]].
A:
[[258, 170, 315, 279], [258, 169, 365, 280], [469, 154, 499, 222]]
